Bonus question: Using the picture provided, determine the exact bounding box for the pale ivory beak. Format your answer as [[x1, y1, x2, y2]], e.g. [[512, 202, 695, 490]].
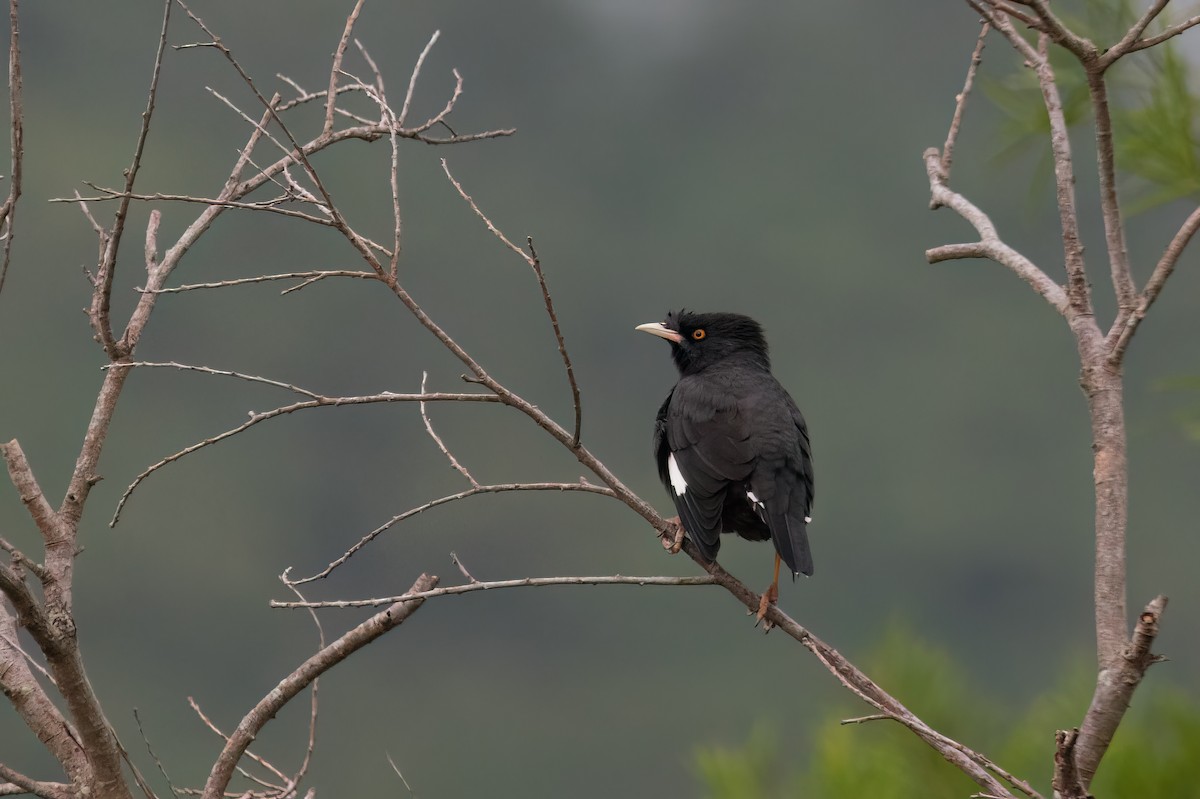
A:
[[635, 322, 685, 343]]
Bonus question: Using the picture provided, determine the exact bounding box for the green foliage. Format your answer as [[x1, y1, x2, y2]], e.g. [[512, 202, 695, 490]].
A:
[[694, 624, 1200, 798], [982, 0, 1200, 213], [1114, 45, 1200, 212]]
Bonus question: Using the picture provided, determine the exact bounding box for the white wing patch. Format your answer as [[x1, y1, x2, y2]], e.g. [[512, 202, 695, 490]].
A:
[[667, 453, 688, 496], [746, 490, 765, 510]]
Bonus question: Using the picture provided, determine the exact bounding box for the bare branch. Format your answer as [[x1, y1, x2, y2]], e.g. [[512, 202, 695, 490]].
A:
[[1073, 595, 1168, 787], [1099, 0, 1169, 68], [201, 574, 439, 799], [1119, 13, 1200, 54], [143, 209, 160, 273], [1085, 69, 1136, 314], [279, 579, 325, 796], [1007, 0, 1096, 59], [2, 439, 67, 546], [923, 151, 1069, 315], [133, 709, 180, 799], [941, 21, 990, 179], [450, 551, 480, 584], [289, 481, 618, 584], [272, 573, 721, 608], [112, 390, 501, 526], [398, 30, 440, 128], [0, 602, 88, 787], [106, 361, 325, 399], [137, 271, 378, 294], [1109, 204, 1200, 362], [348, 39, 404, 276], [0, 0, 24, 300], [56, 186, 340, 228], [527, 237, 582, 448], [440, 162, 582, 445], [441, 158, 535, 267], [385, 753, 417, 797], [0, 761, 71, 799], [420, 371, 479, 487], [89, 0, 172, 360], [187, 698, 289, 792], [324, 0, 366, 134]]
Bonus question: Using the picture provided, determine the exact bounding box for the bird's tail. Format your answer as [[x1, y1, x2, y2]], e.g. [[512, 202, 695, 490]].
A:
[[772, 511, 813, 577]]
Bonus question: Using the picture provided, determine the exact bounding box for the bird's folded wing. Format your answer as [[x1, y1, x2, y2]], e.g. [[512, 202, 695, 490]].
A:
[[662, 391, 756, 557]]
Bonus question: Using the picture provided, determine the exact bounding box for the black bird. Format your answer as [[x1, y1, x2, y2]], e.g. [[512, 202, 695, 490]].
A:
[[637, 310, 814, 622]]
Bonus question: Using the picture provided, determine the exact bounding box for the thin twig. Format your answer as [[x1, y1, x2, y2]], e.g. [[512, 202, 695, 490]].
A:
[[89, 0, 172, 360], [385, 753, 418, 798], [272, 574, 721, 608], [450, 551, 479, 584], [288, 481, 618, 584], [187, 698, 288, 791], [136, 271, 379, 294], [527, 237, 582, 448], [0, 0, 24, 300], [105, 361, 324, 400], [840, 714, 892, 725], [398, 30, 440, 128], [111, 391, 501, 526], [0, 628, 56, 687], [440, 158, 534, 266], [440, 162, 583, 446], [324, 0, 366, 134], [941, 21, 990, 180], [419, 372, 479, 487], [279, 578, 324, 797], [1108, 204, 1200, 362], [351, 39, 404, 276], [133, 708, 180, 798], [1120, 13, 1200, 54], [1098, 0, 1169, 68], [201, 575, 438, 799], [57, 186, 340, 228]]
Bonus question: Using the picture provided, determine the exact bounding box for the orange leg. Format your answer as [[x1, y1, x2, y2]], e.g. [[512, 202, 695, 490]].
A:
[[755, 553, 781, 627]]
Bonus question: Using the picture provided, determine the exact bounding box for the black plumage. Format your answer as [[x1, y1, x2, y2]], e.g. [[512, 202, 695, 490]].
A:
[[637, 310, 815, 580]]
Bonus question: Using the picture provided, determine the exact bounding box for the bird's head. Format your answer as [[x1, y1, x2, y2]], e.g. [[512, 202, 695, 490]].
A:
[[636, 310, 770, 375]]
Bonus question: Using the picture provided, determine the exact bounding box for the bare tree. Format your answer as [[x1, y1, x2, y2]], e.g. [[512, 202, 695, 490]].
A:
[[924, 2, 1195, 795], [0, 2, 1190, 798]]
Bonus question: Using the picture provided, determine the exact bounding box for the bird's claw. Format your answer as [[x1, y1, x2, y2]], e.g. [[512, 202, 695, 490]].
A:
[[660, 516, 685, 554], [754, 582, 779, 632]]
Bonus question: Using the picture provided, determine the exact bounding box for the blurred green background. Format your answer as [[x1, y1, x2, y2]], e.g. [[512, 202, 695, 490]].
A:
[[1, 1, 1198, 796]]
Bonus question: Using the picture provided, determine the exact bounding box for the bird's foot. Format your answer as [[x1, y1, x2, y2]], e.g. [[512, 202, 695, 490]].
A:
[[754, 582, 779, 631], [660, 516, 685, 554]]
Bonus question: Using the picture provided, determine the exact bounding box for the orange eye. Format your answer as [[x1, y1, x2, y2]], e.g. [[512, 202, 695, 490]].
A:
[[692, 329, 706, 340]]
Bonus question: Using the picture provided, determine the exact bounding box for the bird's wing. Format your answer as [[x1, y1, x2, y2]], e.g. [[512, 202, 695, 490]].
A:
[[660, 378, 756, 560], [749, 394, 815, 576]]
